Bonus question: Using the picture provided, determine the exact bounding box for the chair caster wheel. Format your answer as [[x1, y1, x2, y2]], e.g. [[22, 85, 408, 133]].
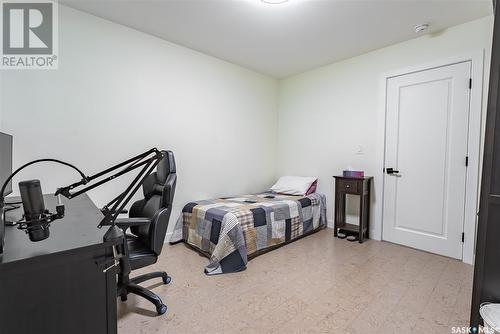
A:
[[162, 276, 171, 284], [156, 304, 167, 315]]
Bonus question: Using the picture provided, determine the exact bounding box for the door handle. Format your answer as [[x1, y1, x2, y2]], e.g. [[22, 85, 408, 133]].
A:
[[386, 168, 402, 176]]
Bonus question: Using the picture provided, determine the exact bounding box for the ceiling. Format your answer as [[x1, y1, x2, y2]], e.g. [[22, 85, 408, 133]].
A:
[[61, 0, 493, 78]]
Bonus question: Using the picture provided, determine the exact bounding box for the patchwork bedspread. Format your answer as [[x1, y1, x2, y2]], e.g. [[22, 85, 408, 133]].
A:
[[170, 192, 327, 275]]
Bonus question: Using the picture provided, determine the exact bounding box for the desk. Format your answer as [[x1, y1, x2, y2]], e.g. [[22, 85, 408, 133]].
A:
[[0, 194, 119, 334]]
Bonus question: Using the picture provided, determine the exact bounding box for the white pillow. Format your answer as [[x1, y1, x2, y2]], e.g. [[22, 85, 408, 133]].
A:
[[270, 176, 318, 196]]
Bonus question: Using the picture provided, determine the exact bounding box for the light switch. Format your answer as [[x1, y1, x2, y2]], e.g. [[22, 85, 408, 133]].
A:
[[355, 144, 364, 155]]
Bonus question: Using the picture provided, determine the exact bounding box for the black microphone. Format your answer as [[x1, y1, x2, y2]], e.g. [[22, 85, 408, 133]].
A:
[[19, 179, 50, 241]]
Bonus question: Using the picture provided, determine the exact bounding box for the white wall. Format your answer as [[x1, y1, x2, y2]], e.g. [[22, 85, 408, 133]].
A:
[[277, 16, 494, 240], [1, 6, 493, 243], [0, 72, 3, 129], [0, 5, 278, 234]]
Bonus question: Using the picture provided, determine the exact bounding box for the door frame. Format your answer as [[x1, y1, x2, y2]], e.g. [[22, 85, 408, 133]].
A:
[[374, 50, 485, 264]]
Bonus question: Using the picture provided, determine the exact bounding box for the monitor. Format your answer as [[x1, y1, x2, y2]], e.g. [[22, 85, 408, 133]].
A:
[[0, 132, 13, 196]]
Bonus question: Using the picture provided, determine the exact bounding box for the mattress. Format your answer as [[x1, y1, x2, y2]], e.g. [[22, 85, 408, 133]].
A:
[[170, 192, 327, 275]]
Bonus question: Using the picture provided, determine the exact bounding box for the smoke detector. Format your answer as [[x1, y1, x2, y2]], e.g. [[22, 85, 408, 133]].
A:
[[414, 23, 430, 33]]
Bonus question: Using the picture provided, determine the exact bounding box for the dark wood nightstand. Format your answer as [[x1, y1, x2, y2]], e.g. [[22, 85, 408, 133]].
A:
[[333, 176, 373, 243]]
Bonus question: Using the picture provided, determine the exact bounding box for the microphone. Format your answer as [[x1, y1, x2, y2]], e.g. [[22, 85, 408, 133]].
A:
[[19, 179, 64, 242], [19, 180, 49, 241]]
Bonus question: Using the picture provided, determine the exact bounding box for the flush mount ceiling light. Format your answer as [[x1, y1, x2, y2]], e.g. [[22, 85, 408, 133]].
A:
[[414, 23, 430, 33], [261, 0, 289, 4]]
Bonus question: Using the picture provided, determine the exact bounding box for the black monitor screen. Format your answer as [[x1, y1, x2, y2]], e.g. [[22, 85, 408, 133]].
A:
[[0, 132, 13, 196]]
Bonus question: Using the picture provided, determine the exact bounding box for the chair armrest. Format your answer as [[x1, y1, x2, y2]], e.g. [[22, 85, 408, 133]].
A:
[[115, 218, 151, 230]]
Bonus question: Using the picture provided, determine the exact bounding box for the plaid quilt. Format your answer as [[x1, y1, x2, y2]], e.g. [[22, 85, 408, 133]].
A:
[[170, 192, 327, 275]]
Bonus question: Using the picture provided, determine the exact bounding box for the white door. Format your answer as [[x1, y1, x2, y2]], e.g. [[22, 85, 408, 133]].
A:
[[382, 61, 471, 259]]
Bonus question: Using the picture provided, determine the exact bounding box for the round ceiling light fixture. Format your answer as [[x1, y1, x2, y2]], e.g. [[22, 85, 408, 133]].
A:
[[414, 23, 430, 33], [261, 0, 289, 4]]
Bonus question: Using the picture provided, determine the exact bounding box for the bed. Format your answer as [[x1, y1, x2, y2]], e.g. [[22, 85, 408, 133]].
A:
[[170, 191, 327, 275]]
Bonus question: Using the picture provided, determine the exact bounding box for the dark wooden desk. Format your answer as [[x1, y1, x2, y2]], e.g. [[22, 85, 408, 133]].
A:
[[333, 176, 373, 243], [0, 194, 119, 334]]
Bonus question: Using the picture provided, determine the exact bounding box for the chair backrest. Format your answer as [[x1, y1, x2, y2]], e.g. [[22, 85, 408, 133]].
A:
[[129, 150, 176, 255]]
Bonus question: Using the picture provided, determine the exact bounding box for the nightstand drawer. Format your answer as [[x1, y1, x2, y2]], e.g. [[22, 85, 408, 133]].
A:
[[338, 179, 359, 193]]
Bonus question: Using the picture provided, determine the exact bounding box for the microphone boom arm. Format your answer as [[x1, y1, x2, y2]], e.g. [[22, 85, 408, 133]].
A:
[[55, 148, 164, 228], [0, 148, 165, 245]]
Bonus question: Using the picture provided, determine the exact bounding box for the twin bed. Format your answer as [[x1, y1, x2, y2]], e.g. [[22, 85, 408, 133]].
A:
[[171, 189, 327, 275]]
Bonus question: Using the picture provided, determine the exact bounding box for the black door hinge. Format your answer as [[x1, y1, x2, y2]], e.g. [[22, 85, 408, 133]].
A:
[[462, 232, 465, 243], [465, 156, 469, 167], [469, 78, 472, 89]]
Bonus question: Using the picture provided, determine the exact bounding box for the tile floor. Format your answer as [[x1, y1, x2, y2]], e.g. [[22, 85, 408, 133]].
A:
[[117, 229, 473, 334]]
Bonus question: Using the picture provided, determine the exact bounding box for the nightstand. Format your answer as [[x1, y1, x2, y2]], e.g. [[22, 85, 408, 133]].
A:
[[333, 176, 373, 243]]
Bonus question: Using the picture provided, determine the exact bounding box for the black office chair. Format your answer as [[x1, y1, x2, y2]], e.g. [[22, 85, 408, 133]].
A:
[[115, 150, 176, 315]]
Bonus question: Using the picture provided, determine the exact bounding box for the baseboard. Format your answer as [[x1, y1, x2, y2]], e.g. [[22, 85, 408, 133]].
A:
[[166, 225, 337, 242], [327, 219, 334, 229], [164, 231, 173, 243]]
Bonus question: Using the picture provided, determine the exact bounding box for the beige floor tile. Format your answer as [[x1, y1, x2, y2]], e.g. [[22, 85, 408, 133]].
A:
[[118, 229, 473, 334]]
